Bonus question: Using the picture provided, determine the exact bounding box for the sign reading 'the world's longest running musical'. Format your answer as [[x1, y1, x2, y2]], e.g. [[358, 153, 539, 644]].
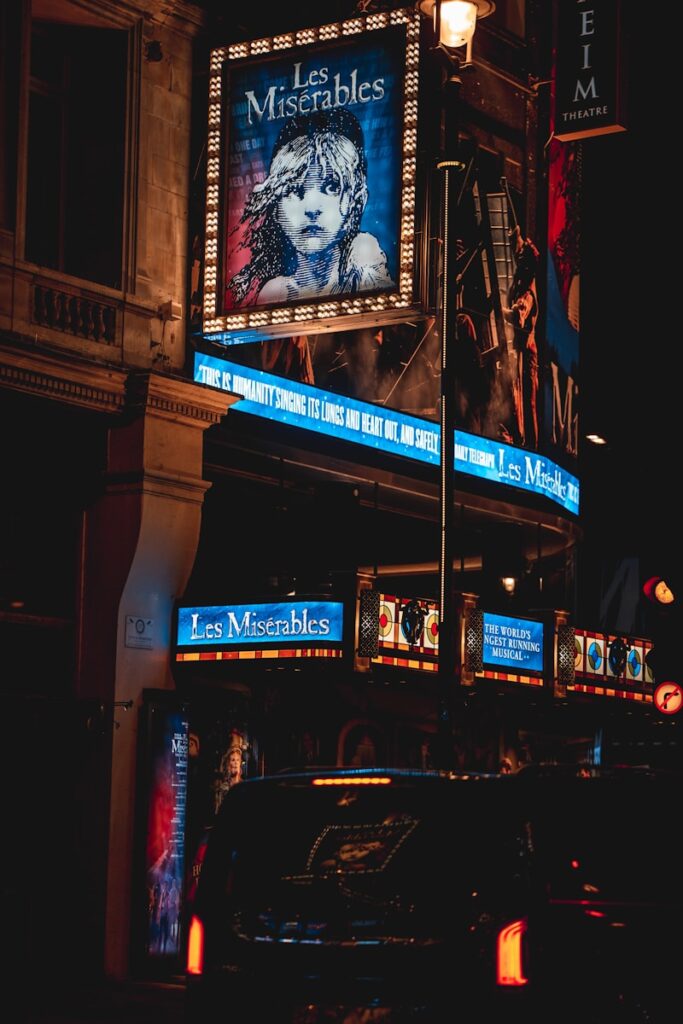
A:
[[483, 613, 544, 674]]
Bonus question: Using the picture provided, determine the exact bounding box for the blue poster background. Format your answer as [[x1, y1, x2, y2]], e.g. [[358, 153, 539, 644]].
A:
[[483, 613, 544, 673], [177, 601, 345, 648], [224, 29, 404, 307]]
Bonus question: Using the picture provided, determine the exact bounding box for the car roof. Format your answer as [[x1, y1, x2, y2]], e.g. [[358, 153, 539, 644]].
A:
[[237, 766, 502, 786]]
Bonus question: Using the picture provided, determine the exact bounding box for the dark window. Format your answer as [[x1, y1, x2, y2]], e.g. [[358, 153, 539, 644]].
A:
[[0, 389, 106, 697], [489, 0, 525, 39], [0, 1, 20, 231], [198, 777, 528, 948], [25, 20, 127, 289]]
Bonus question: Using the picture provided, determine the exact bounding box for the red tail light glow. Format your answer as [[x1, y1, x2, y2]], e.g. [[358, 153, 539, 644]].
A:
[[497, 918, 528, 986], [312, 776, 392, 786], [186, 915, 204, 975]]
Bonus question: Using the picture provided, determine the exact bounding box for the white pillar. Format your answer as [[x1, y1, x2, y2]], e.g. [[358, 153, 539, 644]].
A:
[[76, 372, 239, 979]]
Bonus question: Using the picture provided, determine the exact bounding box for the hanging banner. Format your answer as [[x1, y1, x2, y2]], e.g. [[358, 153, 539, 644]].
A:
[[554, 0, 626, 142]]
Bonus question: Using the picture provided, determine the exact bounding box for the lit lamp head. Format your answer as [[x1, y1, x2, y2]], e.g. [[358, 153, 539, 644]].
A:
[[643, 576, 675, 607], [418, 0, 495, 64]]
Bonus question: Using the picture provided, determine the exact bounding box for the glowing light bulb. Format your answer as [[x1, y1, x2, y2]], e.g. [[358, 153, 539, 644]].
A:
[[439, 1, 478, 47]]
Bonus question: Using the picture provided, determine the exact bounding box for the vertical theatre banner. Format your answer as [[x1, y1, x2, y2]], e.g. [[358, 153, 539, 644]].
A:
[[546, 0, 585, 468], [554, 0, 626, 142], [203, 8, 420, 342]]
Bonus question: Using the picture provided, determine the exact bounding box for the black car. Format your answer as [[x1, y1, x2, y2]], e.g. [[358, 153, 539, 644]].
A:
[[186, 768, 533, 1023], [186, 766, 681, 1023]]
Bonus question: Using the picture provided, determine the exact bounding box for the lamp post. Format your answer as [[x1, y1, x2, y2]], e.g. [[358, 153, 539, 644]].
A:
[[418, 1, 494, 767]]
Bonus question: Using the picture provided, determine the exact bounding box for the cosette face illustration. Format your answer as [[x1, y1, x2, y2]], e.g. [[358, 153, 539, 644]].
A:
[[276, 163, 348, 255]]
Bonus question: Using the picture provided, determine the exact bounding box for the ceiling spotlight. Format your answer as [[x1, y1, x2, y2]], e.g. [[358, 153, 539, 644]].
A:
[[501, 576, 517, 595]]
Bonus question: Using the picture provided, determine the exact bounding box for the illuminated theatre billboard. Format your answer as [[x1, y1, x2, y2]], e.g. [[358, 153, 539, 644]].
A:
[[202, 8, 420, 342], [175, 601, 346, 664], [195, 9, 580, 517]]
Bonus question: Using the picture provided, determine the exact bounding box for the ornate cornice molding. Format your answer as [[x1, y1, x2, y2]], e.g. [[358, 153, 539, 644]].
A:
[[0, 342, 127, 413], [126, 371, 241, 427], [0, 341, 240, 426]]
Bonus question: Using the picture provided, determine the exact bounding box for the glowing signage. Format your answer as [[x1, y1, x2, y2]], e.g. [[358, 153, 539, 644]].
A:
[[202, 8, 421, 340], [483, 613, 544, 674], [143, 703, 188, 959], [454, 433, 579, 516], [195, 353, 580, 515], [177, 601, 344, 648], [575, 629, 653, 685], [653, 683, 682, 716]]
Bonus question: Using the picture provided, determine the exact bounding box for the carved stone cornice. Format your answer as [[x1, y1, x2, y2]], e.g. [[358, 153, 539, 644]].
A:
[[104, 469, 213, 505], [0, 340, 127, 413], [126, 371, 241, 428], [0, 341, 240, 426]]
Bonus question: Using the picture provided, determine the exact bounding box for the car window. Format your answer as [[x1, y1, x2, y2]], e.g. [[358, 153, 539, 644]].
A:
[[196, 775, 529, 944]]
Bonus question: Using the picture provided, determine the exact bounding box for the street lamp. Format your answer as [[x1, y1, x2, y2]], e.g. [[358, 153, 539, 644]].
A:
[[417, 0, 494, 767], [419, 1, 494, 63]]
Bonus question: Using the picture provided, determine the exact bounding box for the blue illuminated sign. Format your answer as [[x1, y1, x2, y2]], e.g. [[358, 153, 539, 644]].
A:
[[194, 354, 579, 516], [210, 331, 277, 347], [177, 601, 344, 648], [223, 34, 403, 309], [204, 15, 421, 341], [483, 613, 544, 674]]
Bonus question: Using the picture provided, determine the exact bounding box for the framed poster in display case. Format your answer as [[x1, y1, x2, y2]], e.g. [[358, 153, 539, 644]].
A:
[[201, 7, 421, 346]]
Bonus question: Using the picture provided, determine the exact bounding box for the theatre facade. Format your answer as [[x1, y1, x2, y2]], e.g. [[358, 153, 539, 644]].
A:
[[1, 0, 675, 987]]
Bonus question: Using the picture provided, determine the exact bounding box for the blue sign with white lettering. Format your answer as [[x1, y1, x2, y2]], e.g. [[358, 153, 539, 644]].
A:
[[194, 353, 579, 516], [222, 32, 404, 312], [483, 613, 544, 673], [177, 601, 344, 648]]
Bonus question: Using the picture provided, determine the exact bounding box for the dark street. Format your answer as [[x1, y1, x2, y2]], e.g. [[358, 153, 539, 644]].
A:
[[24, 982, 184, 1024]]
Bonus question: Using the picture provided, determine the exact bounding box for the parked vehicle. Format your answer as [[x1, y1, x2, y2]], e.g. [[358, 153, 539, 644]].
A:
[[186, 767, 532, 1022], [186, 765, 681, 1023]]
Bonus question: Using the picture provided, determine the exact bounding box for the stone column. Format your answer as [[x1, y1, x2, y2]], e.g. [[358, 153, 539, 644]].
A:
[[76, 372, 239, 980]]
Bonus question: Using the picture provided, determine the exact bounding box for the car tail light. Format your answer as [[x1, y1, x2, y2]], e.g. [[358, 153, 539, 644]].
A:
[[496, 918, 528, 986], [187, 915, 204, 975]]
